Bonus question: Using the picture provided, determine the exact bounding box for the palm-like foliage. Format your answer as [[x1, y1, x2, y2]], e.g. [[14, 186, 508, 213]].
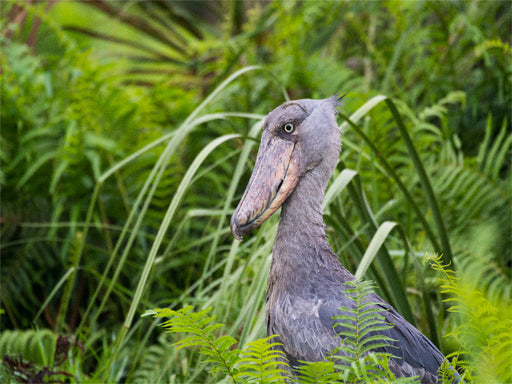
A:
[[59, 0, 221, 91]]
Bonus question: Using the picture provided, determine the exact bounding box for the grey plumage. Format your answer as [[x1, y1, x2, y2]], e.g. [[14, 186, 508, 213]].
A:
[[231, 96, 448, 383]]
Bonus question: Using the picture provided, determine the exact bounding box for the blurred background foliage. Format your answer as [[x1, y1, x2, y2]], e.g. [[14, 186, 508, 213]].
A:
[[1, 0, 510, 383]]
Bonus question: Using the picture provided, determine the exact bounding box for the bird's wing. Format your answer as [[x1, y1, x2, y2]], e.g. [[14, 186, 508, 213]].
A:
[[268, 295, 344, 366], [318, 292, 444, 381]]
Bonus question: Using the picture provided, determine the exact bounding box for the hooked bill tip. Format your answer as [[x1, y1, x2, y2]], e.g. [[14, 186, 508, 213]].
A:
[[230, 214, 244, 241]]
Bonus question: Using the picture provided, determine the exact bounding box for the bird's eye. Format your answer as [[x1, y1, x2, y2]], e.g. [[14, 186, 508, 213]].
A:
[[283, 123, 294, 133]]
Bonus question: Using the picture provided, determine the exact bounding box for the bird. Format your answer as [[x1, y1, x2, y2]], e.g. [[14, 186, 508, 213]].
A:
[[230, 96, 452, 383]]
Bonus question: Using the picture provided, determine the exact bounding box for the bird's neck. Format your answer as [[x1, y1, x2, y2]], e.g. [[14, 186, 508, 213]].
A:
[[271, 167, 339, 278], [278, 170, 328, 242]]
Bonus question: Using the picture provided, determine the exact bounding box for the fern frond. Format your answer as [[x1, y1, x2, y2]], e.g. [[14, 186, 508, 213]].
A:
[[438, 354, 468, 384], [333, 280, 396, 361], [427, 254, 512, 383], [131, 332, 176, 384], [234, 336, 288, 383], [153, 306, 240, 380], [478, 117, 511, 181], [151, 307, 291, 383], [0, 329, 57, 366], [337, 352, 420, 384], [296, 360, 338, 384], [321, 279, 422, 383]]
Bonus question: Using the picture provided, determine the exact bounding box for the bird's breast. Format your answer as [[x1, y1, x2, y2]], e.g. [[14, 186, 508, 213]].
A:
[[265, 286, 341, 363]]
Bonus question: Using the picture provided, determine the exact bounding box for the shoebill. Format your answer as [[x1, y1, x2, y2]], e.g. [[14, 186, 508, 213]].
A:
[[230, 96, 450, 383]]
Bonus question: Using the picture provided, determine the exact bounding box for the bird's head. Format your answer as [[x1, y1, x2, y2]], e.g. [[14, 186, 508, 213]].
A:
[[231, 95, 343, 240]]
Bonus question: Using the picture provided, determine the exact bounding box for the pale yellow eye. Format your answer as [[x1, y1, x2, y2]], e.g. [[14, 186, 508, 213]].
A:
[[283, 123, 294, 133]]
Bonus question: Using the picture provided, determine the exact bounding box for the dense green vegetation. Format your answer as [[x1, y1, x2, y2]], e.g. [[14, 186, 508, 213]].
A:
[[1, 1, 510, 383]]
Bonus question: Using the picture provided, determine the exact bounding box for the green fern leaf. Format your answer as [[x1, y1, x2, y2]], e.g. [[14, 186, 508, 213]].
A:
[[152, 307, 293, 383], [234, 336, 288, 383], [296, 360, 338, 383], [327, 280, 407, 382], [154, 306, 240, 380], [428, 254, 511, 382]]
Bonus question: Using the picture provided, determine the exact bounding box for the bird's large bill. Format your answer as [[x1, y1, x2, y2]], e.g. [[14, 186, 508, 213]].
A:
[[231, 131, 300, 240]]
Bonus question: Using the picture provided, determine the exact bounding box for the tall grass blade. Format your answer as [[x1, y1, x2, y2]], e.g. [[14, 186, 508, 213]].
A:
[[105, 134, 240, 378], [80, 69, 264, 334], [323, 168, 358, 210], [339, 95, 387, 134], [385, 98, 453, 266], [32, 267, 75, 324], [345, 176, 415, 324], [355, 221, 397, 280], [201, 119, 264, 297], [339, 110, 443, 256]]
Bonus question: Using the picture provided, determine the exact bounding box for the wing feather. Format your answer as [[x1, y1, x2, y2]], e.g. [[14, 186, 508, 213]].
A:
[[318, 291, 443, 382]]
